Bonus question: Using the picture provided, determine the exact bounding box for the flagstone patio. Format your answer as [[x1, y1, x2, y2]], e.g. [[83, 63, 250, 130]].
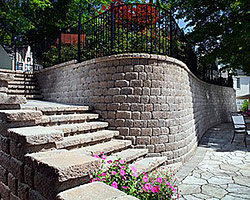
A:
[[177, 123, 250, 200]]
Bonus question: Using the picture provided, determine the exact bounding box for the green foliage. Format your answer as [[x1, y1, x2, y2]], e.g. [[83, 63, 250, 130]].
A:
[[162, 0, 250, 74], [0, 0, 112, 45], [90, 152, 178, 200], [241, 99, 249, 112]]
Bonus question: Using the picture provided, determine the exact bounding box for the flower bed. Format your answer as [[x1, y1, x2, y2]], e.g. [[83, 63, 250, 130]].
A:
[[90, 152, 179, 200]]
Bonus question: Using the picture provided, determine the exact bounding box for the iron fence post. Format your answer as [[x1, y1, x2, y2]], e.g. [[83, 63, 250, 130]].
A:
[[14, 37, 17, 71], [58, 29, 62, 63], [111, 3, 114, 54], [78, 12, 82, 62], [170, 9, 173, 57]]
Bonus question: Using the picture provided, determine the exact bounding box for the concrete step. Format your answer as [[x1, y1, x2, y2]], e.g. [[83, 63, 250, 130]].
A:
[[37, 113, 99, 126], [107, 148, 148, 163], [35, 105, 90, 115], [8, 85, 40, 90], [8, 94, 43, 99], [8, 81, 37, 86], [53, 121, 109, 136], [71, 139, 132, 156], [8, 126, 63, 145], [57, 182, 139, 200], [13, 73, 35, 78], [25, 150, 101, 199], [8, 89, 41, 95], [130, 156, 167, 173], [13, 77, 36, 82], [55, 130, 119, 150]]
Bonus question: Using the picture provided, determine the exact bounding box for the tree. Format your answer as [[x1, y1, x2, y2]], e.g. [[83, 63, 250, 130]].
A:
[[0, 0, 112, 45], [161, 0, 250, 74]]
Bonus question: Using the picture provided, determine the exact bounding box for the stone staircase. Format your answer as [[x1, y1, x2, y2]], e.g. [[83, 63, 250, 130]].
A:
[[0, 101, 167, 200], [7, 71, 42, 100]]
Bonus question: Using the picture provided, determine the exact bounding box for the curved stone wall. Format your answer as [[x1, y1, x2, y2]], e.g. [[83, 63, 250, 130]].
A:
[[35, 54, 236, 164]]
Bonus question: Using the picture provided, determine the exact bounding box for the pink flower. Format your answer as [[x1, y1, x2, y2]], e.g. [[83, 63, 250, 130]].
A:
[[143, 175, 148, 183], [157, 177, 163, 184], [151, 185, 160, 193], [111, 171, 117, 175], [101, 155, 106, 160], [130, 166, 137, 172], [122, 186, 129, 189], [101, 172, 107, 177], [119, 169, 126, 176], [120, 165, 125, 169], [112, 181, 118, 189], [119, 159, 125, 164], [144, 183, 151, 190], [107, 160, 112, 164], [96, 178, 100, 181], [133, 172, 139, 178], [93, 155, 99, 158], [100, 151, 105, 155]]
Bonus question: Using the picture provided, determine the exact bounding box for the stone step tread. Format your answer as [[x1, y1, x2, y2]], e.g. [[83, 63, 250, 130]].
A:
[[8, 85, 40, 89], [29, 105, 90, 113], [13, 77, 36, 81], [130, 156, 167, 173], [53, 121, 108, 134], [71, 139, 132, 156], [8, 126, 63, 145], [57, 182, 139, 200], [8, 81, 37, 85], [37, 113, 99, 124], [0, 109, 42, 122], [8, 94, 43, 99], [13, 74, 35, 78], [55, 130, 119, 149], [107, 148, 148, 163], [25, 150, 100, 182], [8, 89, 41, 94]]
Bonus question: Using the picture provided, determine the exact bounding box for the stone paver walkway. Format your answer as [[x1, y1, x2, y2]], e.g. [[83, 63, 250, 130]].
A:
[[177, 123, 250, 200]]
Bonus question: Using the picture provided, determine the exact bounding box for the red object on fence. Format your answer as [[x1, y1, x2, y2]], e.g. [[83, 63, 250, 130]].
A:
[[56, 33, 85, 45]]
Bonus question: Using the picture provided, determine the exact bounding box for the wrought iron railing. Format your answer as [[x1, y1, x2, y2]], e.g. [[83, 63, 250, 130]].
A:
[[39, 3, 197, 74]]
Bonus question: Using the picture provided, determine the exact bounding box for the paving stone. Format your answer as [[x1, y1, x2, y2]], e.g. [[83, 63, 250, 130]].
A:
[[179, 184, 201, 195], [182, 176, 207, 185], [226, 183, 250, 194], [201, 184, 227, 199], [207, 176, 234, 185]]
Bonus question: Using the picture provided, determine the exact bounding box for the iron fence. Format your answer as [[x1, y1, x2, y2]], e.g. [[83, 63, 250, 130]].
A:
[[40, 3, 198, 74]]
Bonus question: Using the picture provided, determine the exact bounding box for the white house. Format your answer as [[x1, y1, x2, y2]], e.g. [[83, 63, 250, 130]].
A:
[[233, 70, 250, 111]]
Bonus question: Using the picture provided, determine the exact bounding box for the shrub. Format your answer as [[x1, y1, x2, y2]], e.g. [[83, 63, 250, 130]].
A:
[[241, 99, 248, 112], [90, 152, 179, 200]]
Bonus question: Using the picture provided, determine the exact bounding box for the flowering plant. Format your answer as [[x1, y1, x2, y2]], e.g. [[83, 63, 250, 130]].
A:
[[90, 152, 179, 200]]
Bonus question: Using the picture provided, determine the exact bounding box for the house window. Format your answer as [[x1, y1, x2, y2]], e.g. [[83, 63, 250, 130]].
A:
[[237, 78, 240, 89]]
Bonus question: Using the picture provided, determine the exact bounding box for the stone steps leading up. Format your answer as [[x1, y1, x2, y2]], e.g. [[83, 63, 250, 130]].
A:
[[1, 100, 167, 199]]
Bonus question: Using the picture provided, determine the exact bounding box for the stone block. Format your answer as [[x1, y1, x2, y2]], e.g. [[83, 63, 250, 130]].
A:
[[24, 165, 34, 187], [0, 164, 7, 184], [18, 182, 30, 200], [8, 173, 17, 195], [0, 182, 10, 199]]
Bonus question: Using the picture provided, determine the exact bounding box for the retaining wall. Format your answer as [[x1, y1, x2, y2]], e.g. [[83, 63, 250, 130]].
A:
[[35, 54, 236, 164]]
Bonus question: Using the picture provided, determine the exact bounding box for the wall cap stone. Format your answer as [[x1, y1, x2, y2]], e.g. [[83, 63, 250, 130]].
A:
[[36, 53, 234, 91]]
